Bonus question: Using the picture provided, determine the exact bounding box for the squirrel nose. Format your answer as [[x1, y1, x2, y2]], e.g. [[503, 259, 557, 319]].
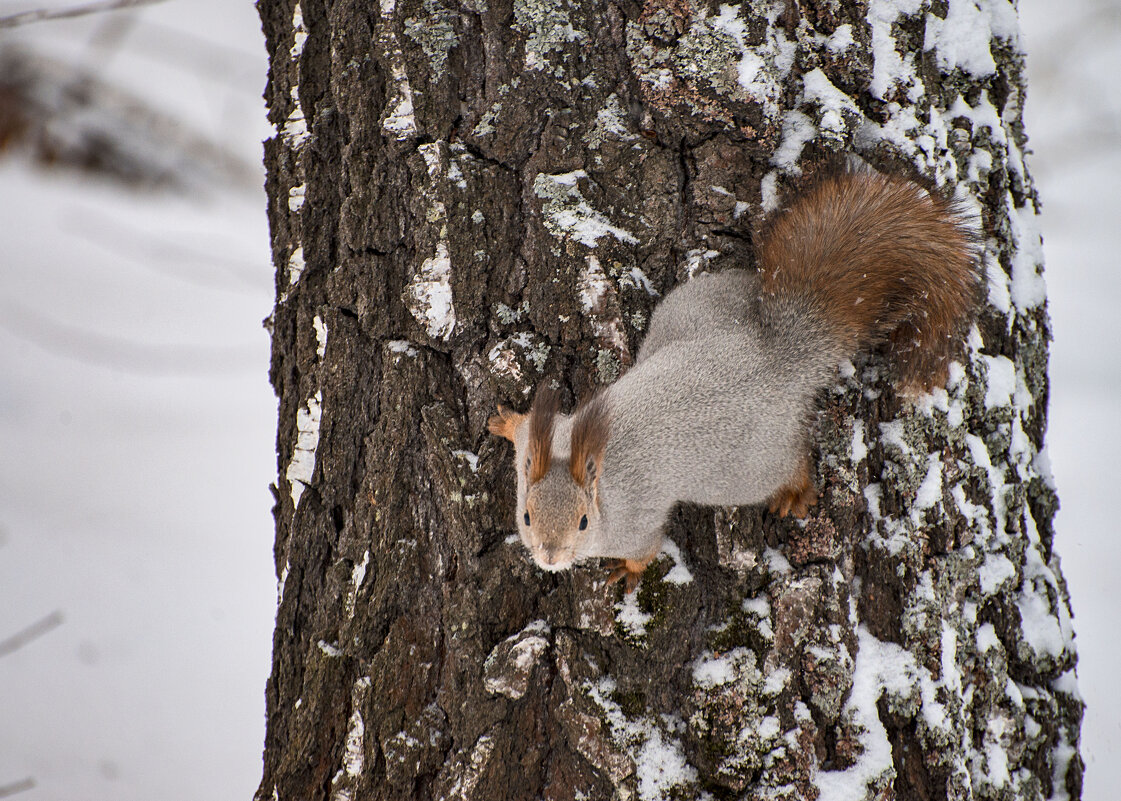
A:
[[541, 545, 571, 567]]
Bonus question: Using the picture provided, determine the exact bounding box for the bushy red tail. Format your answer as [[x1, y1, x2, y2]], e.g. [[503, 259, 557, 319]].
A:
[[757, 170, 980, 389]]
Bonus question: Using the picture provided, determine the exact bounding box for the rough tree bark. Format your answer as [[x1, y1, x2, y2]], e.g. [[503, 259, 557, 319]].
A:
[[257, 1, 1082, 799]]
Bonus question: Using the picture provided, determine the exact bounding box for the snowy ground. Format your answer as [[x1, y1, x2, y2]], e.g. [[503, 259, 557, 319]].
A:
[[0, 2, 277, 800], [0, 1, 1116, 800]]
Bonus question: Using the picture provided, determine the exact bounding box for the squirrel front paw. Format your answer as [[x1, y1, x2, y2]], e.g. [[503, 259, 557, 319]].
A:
[[768, 463, 818, 518], [604, 553, 658, 594]]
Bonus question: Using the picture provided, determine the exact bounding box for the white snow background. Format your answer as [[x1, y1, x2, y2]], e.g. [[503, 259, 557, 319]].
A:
[[0, 1, 1117, 799]]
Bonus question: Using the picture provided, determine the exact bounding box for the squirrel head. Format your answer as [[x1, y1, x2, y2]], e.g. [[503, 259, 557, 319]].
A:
[[488, 387, 610, 573]]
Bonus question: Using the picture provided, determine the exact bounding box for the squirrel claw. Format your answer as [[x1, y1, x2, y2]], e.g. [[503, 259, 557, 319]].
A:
[[605, 559, 645, 594]]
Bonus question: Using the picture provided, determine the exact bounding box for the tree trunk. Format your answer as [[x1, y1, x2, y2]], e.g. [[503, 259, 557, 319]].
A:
[[256, 1, 1082, 799]]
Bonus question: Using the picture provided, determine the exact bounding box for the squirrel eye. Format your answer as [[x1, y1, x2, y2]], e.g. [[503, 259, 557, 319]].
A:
[[523, 512, 531, 526], [579, 515, 588, 530]]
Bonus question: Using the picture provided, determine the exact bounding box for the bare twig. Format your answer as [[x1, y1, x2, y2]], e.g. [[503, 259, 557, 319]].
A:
[[0, 0, 164, 29], [0, 611, 64, 659], [0, 779, 35, 799]]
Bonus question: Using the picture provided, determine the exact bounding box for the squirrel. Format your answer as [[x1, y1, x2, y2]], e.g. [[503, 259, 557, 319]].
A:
[[488, 169, 980, 591]]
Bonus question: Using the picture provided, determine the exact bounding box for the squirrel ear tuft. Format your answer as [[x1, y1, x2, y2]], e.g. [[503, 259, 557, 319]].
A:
[[528, 385, 560, 484], [487, 404, 525, 443], [570, 394, 610, 488]]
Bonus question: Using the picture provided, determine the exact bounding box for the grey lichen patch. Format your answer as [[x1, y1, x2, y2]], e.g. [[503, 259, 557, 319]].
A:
[[584, 93, 639, 152], [431, 731, 497, 800], [556, 697, 635, 789], [470, 78, 520, 137], [403, 0, 459, 77], [595, 349, 620, 383], [801, 640, 854, 723], [708, 594, 775, 660], [487, 332, 551, 395], [482, 620, 550, 699], [626, 2, 796, 127], [472, 101, 502, 137], [689, 645, 774, 790], [513, 0, 587, 75], [381, 703, 450, 789], [493, 299, 529, 324]]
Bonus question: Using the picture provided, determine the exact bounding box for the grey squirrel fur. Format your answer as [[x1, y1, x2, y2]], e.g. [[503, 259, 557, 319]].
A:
[[488, 169, 980, 591]]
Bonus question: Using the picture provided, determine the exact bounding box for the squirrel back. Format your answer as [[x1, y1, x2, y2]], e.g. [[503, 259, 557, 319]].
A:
[[756, 169, 979, 389], [490, 167, 981, 591]]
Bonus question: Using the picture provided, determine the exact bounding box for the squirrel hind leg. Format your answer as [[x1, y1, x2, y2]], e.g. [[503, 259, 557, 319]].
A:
[[768, 459, 818, 518]]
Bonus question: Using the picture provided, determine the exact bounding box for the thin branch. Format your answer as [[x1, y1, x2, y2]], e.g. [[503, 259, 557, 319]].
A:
[[0, 779, 35, 799], [0, 611, 64, 659], [0, 0, 164, 28]]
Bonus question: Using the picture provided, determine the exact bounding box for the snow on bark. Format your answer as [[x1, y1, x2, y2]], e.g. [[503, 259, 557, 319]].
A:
[[285, 390, 321, 509]]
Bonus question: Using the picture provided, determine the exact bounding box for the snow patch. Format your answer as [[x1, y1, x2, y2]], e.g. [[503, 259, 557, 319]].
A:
[[976, 622, 1000, 652], [771, 109, 816, 173], [803, 68, 861, 136], [286, 390, 322, 509], [764, 547, 792, 575], [451, 449, 479, 472], [692, 647, 750, 689], [826, 23, 855, 53], [615, 591, 652, 638], [283, 105, 310, 149], [867, 0, 924, 100], [979, 553, 1017, 595], [387, 340, 418, 357], [290, 4, 307, 61], [287, 246, 305, 287], [682, 248, 721, 278], [586, 677, 698, 800], [965, 433, 1008, 535], [814, 626, 919, 800], [533, 171, 638, 247], [378, 0, 417, 139], [660, 539, 694, 584], [982, 354, 1016, 409], [288, 183, 305, 212], [763, 666, 792, 695], [405, 238, 456, 340], [1007, 193, 1047, 310], [879, 420, 911, 457], [1017, 586, 1065, 658], [282, 4, 311, 149], [404, 144, 457, 340], [760, 170, 781, 212], [622, 266, 659, 297], [913, 453, 943, 512], [313, 314, 328, 360], [344, 550, 370, 618], [710, 3, 796, 111]]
